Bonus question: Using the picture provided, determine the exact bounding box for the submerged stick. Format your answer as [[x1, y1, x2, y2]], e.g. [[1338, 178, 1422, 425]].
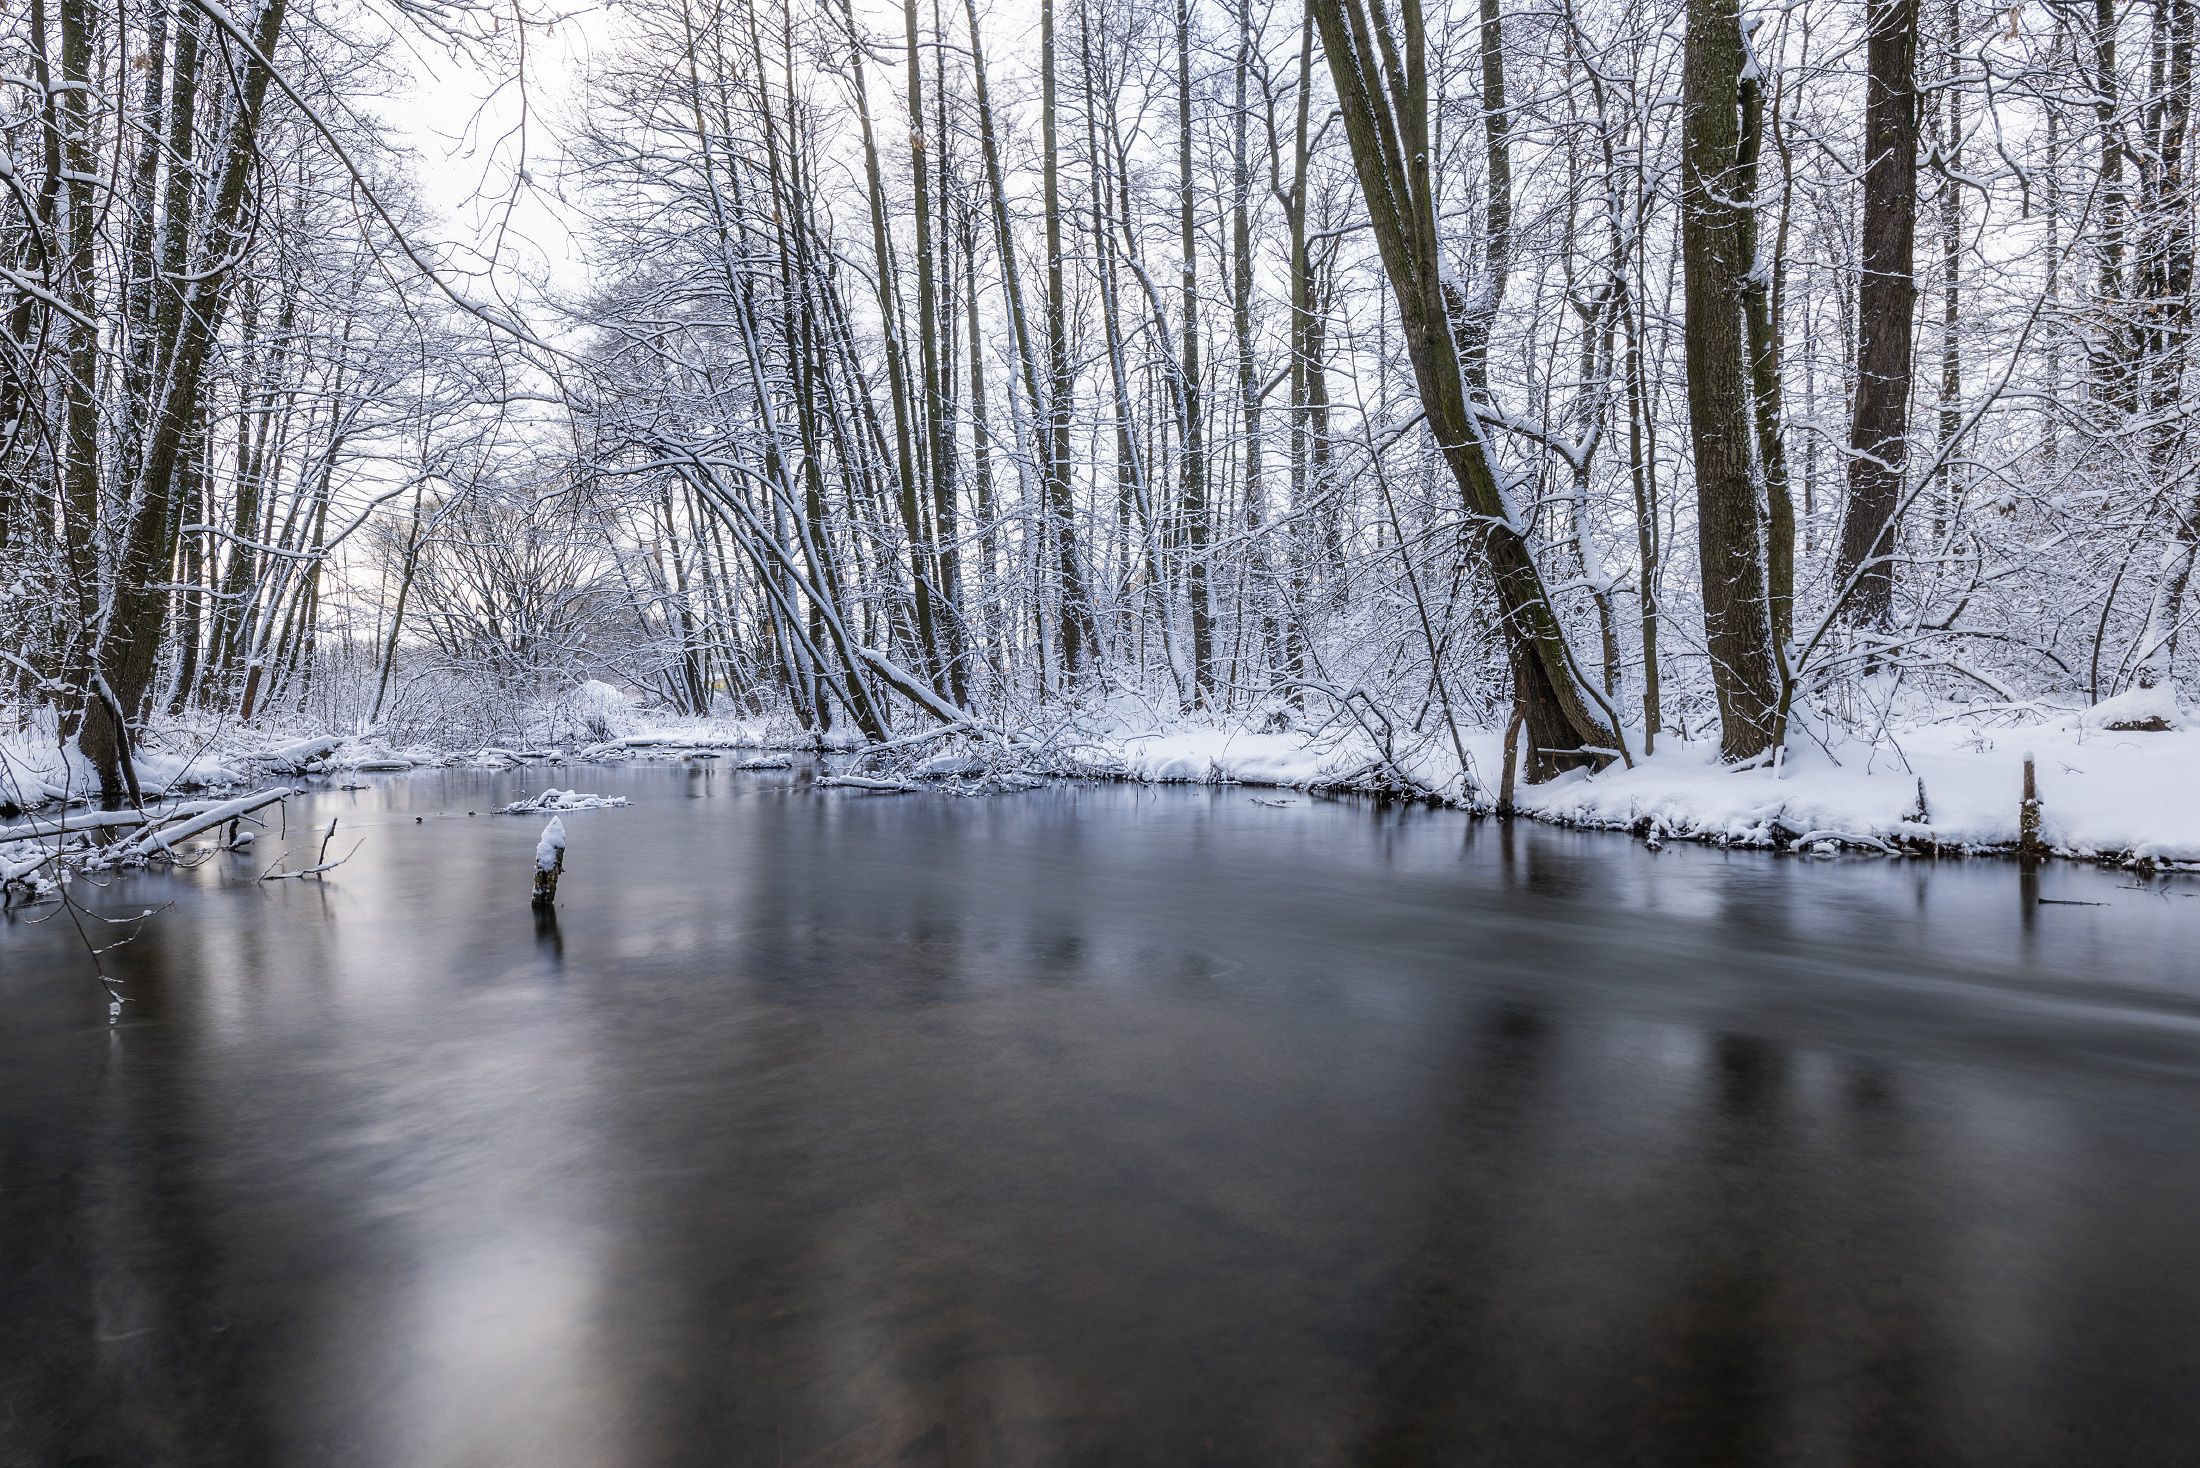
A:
[[259, 842, 362, 881], [260, 819, 361, 881]]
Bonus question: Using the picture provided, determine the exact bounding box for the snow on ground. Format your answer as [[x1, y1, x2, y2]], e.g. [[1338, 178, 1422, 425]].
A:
[[1065, 692, 2200, 865], [0, 689, 848, 813], [1514, 721, 2200, 861], [9, 682, 2200, 864], [1, 707, 242, 807], [1099, 729, 1358, 787]]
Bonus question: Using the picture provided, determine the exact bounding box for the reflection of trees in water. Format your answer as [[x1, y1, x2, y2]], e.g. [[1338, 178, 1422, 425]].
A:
[[1344, 997, 1556, 1461], [38, 996, 277, 1462]]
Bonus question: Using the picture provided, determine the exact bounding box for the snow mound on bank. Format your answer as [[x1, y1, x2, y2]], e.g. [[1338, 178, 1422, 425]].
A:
[[1106, 730, 1354, 786], [1, 711, 241, 809], [2070, 683, 2184, 732]]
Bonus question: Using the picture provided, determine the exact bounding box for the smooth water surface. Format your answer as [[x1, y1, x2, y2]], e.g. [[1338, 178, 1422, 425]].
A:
[[4, 765, 2200, 1465]]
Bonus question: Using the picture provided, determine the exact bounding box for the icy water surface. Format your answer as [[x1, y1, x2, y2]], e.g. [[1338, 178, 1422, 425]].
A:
[[5, 765, 2200, 1466]]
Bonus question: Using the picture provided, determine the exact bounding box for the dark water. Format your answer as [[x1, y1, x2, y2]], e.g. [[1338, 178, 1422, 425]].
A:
[[5, 766, 2200, 1466]]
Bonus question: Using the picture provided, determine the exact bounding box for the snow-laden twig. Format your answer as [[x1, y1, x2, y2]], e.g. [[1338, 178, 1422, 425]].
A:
[[0, 809, 150, 843]]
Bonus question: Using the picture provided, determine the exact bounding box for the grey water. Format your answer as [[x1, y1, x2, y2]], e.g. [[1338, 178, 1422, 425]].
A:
[[4, 764, 2200, 1466]]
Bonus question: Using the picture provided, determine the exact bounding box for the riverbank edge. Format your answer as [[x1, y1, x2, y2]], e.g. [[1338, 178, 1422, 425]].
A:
[[1052, 763, 2192, 872], [9, 707, 2200, 877]]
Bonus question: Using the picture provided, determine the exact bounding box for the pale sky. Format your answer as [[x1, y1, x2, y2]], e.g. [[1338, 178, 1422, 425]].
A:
[[388, 4, 617, 308]]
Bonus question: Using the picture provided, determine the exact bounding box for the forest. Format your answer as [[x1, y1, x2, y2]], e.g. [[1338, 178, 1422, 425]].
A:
[[9, 7, 2200, 1455], [0, 0, 2194, 817]]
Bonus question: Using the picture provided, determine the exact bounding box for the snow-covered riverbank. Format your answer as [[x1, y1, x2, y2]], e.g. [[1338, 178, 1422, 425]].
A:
[[0, 705, 843, 811], [1063, 685, 2200, 865], [8, 685, 2199, 868]]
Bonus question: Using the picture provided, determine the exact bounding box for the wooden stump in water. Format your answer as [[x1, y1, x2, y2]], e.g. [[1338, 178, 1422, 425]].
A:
[[533, 815, 567, 908], [2019, 754, 2044, 858], [533, 853, 562, 908]]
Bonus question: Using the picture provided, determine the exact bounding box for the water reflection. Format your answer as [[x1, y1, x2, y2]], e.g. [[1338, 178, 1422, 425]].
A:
[[535, 903, 564, 962], [3, 771, 2199, 1465]]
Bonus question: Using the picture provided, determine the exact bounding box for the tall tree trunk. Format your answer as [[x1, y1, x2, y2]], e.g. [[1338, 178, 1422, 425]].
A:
[[1231, 0, 1276, 696], [1177, 0, 1213, 704], [1282, 12, 1331, 702], [1737, 56, 1795, 650], [1836, 0, 1921, 633], [1452, 0, 1512, 388], [1041, 0, 1094, 680], [905, 0, 965, 704], [2133, 0, 2199, 684], [2094, 0, 2134, 412], [1682, 0, 1782, 758], [52, 0, 115, 782], [836, 0, 940, 686], [1932, 0, 1963, 542]]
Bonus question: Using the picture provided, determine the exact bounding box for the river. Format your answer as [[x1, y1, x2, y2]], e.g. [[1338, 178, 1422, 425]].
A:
[[4, 764, 2198, 1464]]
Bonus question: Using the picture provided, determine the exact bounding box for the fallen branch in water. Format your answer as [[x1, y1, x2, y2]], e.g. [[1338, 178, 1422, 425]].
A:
[[260, 817, 361, 880], [259, 844, 362, 881], [257, 734, 342, 774], [125, 788, 293, 858], [0, 808, 151, 843], [1, 845, 60, 890], [1787, 829, 1898, 854]]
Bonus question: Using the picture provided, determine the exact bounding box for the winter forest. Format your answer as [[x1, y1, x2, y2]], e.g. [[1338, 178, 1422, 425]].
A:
[[14, 4, 2200, 1457], [5, 0, 2200, 842]]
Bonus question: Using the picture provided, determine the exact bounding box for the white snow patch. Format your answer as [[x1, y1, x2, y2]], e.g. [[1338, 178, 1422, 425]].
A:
[[1520, 719, 2200, 861], [536, 816, 567, 873], [499, 788, 631, 814], [1067, 704, 2200, 863], [2070, 683, 2183, 731]]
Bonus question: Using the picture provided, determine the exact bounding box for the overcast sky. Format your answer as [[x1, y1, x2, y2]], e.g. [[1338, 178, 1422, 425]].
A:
[[389, 5, 614, 308]]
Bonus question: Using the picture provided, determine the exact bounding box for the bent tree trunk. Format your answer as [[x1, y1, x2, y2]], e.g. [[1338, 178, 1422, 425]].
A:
[[1681, 0, 1782, 761], [1307, 0, 1617, 779]]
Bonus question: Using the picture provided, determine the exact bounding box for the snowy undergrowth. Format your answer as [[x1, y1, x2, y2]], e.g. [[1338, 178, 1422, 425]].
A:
[[0, 706, 246, 808]]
